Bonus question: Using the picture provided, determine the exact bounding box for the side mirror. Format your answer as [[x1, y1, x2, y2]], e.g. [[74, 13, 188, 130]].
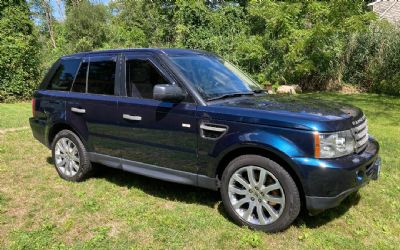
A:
[[153, 84, 186, 103]]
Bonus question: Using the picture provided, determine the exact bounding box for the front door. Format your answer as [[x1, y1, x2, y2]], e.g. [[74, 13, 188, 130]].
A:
[[117, 53, 198, 174]]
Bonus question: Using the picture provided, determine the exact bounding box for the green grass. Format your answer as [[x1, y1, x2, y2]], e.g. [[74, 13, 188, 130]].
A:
[[0, 102, 31, 129], [0, 93, 399, 249]]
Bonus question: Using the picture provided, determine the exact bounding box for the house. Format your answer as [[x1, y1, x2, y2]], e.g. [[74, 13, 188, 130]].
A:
[[368, 0, 400, 24]]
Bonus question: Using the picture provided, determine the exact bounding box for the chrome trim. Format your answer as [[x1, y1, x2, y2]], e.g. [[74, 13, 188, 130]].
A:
[[352, 114, 366, 126], [356, 135, 369, 148], [123, 114, 142, 121], [199, 122, 228, 140], [71, 107, 86, 114], [352, 116, 368, 153], [200, 124, 227, 133]]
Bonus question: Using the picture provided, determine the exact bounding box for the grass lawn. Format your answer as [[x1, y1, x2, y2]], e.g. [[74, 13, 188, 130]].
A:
[[0, 102, 31, 129], [0, 93, 399, 249]]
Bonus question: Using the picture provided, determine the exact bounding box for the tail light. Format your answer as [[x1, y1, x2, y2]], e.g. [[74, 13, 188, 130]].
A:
[[32, 98, 36, 117]]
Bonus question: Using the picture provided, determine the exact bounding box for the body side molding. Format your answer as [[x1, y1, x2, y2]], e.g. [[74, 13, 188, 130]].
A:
[[88, 152, 218, 190]]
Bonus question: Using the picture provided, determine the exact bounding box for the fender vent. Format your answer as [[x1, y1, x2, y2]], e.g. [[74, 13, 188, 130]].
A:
[[200, 123, 228, 140]]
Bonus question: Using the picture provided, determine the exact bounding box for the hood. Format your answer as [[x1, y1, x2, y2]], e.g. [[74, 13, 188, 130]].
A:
[[202, 95, 364, 132]]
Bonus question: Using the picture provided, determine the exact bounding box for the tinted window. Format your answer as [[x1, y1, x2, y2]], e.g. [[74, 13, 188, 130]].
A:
[[87, 61, 116, 95], [71, 62, 88, 93], [47, 59, 80, 91], [126, 60, 169, 99]]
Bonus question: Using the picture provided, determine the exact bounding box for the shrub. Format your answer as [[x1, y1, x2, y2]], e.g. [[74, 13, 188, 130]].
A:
[[3, 0, 400, 102], [0, 0, 40, 102], [65, 0, 109, 52], [343, 22, 400, 96]]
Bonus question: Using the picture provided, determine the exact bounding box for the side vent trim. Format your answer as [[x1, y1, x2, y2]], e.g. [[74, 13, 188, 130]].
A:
[[200, 122, 228, 140]]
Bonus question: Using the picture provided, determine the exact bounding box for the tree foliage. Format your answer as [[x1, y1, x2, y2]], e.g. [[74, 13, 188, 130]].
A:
[[343, 22, 400, 95], [65, 0, 108, 52], [0, 0, 40, 102], [2, 0, 400, 101]]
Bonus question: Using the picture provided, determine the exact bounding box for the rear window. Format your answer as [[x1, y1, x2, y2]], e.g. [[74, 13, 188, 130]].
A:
[[47, 59, 81, 91], [87, 61, 116, 95]]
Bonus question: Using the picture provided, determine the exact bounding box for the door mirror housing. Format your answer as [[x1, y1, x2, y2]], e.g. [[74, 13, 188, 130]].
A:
[[153, 84, 186, 103]]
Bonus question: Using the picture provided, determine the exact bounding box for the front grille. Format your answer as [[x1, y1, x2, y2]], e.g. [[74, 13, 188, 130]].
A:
[[352, 115, 368, 153]]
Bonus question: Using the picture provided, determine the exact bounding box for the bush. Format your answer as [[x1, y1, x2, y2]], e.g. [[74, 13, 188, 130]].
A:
[[246, 0, 377, 90], [343, 22, 400, 96], [0, 0, 40, 102], [65, 0, 109, 52], [2, 0, 400, 102]]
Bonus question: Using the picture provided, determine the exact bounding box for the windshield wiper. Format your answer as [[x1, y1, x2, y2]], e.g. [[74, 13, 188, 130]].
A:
[[253, 89, 264, 94], [207, 92, 254, 101]]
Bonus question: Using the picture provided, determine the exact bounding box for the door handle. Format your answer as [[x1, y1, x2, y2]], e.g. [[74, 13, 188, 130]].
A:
[[71, 107, 86, 114], [123, 114, 142, 121]]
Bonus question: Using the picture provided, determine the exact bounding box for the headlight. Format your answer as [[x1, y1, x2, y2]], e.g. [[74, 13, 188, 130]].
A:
[[314, 130, 355, 158]]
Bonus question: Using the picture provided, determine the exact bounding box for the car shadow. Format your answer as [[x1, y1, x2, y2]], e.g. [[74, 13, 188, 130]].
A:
[[47, 157, 362, 229], [91, 164, 221, 208]]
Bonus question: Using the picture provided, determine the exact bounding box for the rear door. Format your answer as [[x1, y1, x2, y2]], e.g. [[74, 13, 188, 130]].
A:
[[66, 54, 121, 157], [33, 58, 81, 145], [117, 53, 199, 174]]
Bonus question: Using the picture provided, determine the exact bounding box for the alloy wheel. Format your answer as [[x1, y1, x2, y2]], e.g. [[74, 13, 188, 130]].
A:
[[228, 166, 285, 225], [54, 138, 80, 177]]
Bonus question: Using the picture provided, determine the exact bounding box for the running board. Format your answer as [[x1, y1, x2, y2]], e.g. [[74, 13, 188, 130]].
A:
[[88, 152, 218, 190]]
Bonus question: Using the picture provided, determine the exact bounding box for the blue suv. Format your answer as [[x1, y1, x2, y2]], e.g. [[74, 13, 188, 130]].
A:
[[30, 49, 381, 232]]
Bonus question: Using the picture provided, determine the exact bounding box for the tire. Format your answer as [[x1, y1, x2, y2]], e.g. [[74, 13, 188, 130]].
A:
[[51, 129, 93, 182], [220, 155, 300, 233]]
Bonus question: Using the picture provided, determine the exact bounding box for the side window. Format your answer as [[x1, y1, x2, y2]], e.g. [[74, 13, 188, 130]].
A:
[[71, 62, 88, 93], [87, 61, 116, 95], [126, 59, 169, 99], [47, 59, 80, 91]]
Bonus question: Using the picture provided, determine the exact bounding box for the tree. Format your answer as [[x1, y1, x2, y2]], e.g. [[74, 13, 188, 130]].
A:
[[31, 0, 57, 48], [0, 0, 40, 101], [108, 0, 175, 48], [65, 0, 109, 52]]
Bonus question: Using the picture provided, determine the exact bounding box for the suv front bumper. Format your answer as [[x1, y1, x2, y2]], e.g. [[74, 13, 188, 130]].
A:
[[292, 137, 380, 214]]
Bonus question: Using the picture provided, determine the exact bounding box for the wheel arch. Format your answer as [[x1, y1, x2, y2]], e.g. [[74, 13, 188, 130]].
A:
[[47, 122, 89, 150]]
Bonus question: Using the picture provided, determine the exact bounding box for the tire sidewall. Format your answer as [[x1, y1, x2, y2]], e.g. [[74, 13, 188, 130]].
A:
[[51, 130, 90, 182], [220, 155, 300, 232]]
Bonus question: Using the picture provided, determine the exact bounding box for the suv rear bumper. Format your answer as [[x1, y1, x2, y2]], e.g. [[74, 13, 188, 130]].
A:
[[292, 138, 380, 214], [29, 117, 48, 147]]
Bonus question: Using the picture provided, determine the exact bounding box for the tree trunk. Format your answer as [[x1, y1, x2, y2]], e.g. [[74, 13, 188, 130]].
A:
[[42, 0, 57, 48]]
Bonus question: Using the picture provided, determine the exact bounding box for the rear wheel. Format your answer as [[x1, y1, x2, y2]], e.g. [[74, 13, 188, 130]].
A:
[[220, 155, 300, 232], [51, 130, 93, 182]]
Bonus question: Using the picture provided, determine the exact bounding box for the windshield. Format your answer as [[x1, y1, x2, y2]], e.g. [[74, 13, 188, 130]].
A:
[[168, 55, 261, 100]]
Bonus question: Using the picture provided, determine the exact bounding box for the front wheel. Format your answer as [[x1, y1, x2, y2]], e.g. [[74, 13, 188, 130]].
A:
[[220, 155, 300, 232]]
